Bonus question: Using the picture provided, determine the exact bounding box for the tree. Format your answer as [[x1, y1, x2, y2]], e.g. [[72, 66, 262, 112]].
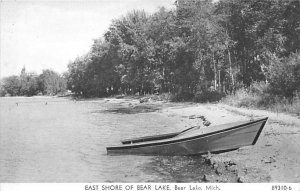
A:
[[266, 52, 300, 98], [39, 69, 67, 95], [64, 0, 300, 101], [1, 76, 21, 96], [18, 67, 39, 96], [66, 55, 90, 96]]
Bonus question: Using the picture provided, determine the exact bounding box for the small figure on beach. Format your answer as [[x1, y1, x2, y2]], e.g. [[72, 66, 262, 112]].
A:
[[45, 102, 48, 105], [16, 102, 18, 106]]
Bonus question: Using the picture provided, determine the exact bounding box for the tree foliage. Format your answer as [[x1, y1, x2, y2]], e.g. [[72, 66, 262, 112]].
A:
[[266, 52, 300, 98], [1, 76, 21, 96], [64, 0, 300, 99], [3, 0, 297, 100], [39, 69, 67, 95], [0, 67, 67, 97]]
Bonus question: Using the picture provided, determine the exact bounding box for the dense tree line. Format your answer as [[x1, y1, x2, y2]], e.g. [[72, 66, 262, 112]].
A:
[[0, 67, 67, 97], [65, 0, 300, 100], [3, 0, 297, 101]]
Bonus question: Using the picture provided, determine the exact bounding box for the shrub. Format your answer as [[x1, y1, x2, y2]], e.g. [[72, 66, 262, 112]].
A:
[[194, 90, 225, 103], [266, 52, 300, 98], [222, 83, 300, 116], [223, 88, 257, 107], [268, 93, 300, 116], [170, 92, 194, 102], [158, 93, 172, 101], [249, 81, 269, 95], [222, 82, 272, 108]]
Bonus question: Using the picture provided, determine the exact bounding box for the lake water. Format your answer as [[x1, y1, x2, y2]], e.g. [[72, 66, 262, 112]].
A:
[[0, 97, 217, 182]]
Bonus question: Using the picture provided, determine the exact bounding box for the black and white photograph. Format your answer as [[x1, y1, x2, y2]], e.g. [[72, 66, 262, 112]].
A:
[[0, 0, 299, 185]]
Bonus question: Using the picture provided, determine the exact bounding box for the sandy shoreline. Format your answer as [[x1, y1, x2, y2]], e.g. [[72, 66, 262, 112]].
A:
[[103, 97, 300, 182]]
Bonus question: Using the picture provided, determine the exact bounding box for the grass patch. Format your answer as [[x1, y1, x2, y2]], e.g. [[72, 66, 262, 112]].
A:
[[222, 83, 300, 116]]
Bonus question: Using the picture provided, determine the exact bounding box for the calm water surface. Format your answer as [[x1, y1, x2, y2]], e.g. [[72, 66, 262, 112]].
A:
[[0, 97, 214, 182]]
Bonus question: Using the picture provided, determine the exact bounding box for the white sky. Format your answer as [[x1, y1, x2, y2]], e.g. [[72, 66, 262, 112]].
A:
[[0, 0, 175, 78]]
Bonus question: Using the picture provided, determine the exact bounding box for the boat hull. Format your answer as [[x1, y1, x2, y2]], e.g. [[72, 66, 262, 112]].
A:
[[107, 118, 268, 156]]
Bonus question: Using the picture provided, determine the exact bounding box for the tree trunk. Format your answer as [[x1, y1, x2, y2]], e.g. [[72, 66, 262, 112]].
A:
[[212, 53, 217, 90], [228, 49, 234, 86], [218, 70, 221, 92], [225, 27, 234, 87]]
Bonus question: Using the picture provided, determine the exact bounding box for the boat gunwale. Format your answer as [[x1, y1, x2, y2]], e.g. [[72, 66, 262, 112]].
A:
[[107, 117, 268, 151], [121, 125, 201, 144]]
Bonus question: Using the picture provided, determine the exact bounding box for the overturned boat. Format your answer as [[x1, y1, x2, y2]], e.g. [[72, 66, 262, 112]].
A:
[[107, 117, 268, 156]]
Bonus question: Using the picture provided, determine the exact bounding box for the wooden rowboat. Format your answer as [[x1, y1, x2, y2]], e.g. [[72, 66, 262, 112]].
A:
[[106, 117, 268, 156]]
